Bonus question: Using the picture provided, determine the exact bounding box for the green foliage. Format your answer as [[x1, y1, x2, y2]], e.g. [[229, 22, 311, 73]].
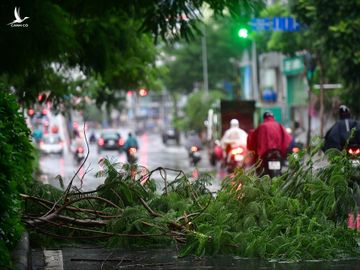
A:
[[175, 90, 224, 132], [162, 15, 259, 94], [98, 161, 213, 248], [1, 2, 160, 107], [25, 140, 360, 262], [178, 141, 360, 260], [0, 90, 34, 269], [252, 3, 306, 55], [251, 2, 346, 114], [292, 0, 360, 116], [1, 0, 263, 106]]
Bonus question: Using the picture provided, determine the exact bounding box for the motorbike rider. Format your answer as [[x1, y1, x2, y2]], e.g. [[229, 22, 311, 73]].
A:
[[124, 132, 139, 162], [184, 130, 203, 165], [73, 134, 85, 157], [323, 105, 360, 152], [210, 140, 223, 166], [220, 119, 248, 163], [185, 130, 203, 150], [32, 125, 43, 144], [247, 111, 292, 166]]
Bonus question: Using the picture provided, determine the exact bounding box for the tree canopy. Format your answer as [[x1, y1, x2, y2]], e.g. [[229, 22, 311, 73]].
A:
[[0, 0, 263, 106], [162, 16, 253, 94], [292, 0, 360, 116]]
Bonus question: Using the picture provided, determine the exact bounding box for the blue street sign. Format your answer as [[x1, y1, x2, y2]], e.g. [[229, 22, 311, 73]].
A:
[[249, 17, 302, 32], [249, 18, 271, 31]]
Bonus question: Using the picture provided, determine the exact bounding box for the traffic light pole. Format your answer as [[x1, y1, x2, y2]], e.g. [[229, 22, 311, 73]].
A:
[[201, 24, 209, 100], [251, 40, 259, 100], [304, 52, 317, 148]]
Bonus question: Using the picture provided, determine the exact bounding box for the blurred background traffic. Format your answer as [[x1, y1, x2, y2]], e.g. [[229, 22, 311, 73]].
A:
[[26, 93, 217, 191], [3, 0, 359, 191]]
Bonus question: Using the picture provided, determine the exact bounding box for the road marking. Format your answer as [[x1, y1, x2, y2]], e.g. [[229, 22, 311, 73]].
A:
[[43, 249, 64, 270]]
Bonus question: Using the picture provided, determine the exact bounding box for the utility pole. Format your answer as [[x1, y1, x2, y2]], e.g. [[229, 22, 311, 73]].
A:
[[251, 40, 259, 100], [201, 24, 209, 99], [304, 52, 317, 148], [237, 26, 258, 100]]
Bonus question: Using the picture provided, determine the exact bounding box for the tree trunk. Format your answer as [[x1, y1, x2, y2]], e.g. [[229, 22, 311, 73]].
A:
[[318, 56, 325, 137]]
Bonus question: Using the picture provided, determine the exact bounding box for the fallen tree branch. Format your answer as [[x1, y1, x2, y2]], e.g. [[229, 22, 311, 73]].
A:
[[21, 193, 118, 218], [24, 216, 185, 240], [41, 123, 91, 218], [24, 214, 108, 227]]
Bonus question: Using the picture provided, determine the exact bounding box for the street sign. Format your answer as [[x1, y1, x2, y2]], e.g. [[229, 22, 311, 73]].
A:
[[249, 17, 302, 32], [283, 56, 305, 76]]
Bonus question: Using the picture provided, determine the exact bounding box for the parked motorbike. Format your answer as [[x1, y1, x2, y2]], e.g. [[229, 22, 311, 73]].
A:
[[225, 145, 247, 173], [74, 146, 85, 164], [189, 145, 202, 166], [262, 149, 283, 178], [126, 147, 138, 164]]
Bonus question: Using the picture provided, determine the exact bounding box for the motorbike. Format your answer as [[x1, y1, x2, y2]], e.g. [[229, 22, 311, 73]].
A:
[[262, 149, 283, 178], [74, 146, 85, 164], [345, 144, 360, 229], [209, 140, 223, 167], [347, 144, 360, 167], [189, 145, 202, 166], [126, 147, 138, 164], [89, 132, 97, 144], [284, 140, 304, 168], [224, 145, 247, 173]]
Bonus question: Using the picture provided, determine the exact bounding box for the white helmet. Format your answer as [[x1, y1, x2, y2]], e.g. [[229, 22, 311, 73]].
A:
[[230, 119, 239, 128]]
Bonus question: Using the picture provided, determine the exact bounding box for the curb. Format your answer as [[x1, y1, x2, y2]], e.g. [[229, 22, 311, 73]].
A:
[[12, 231, 29, 270]]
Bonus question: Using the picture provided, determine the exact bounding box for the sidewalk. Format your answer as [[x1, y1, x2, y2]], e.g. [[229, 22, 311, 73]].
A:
[[12, 232, 29, 270]]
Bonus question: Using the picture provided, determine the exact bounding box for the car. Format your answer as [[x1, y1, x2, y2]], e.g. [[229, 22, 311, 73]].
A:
[[97, 130, 125, 153], [39, 134, 64, 155], [162, 127, 180, 145]]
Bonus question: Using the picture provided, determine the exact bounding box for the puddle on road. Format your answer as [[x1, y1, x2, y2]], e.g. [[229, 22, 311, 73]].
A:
[[31, 247, 360, 270]]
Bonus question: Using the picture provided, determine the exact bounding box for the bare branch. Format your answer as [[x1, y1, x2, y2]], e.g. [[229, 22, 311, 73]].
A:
[[21, 193, 119, 218]]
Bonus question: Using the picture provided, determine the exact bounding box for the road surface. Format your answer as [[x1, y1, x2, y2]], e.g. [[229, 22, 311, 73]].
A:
[[39, 130, 223, 192]]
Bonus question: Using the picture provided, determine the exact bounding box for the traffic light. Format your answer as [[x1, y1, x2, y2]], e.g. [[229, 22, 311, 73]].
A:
[[238, 28, 249, 39]]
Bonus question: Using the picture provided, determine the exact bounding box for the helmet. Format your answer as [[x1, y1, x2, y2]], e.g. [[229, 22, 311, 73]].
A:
[[339, 105, 350, 119], [230, 119, 239, 128], [263, 111, 274, 120]]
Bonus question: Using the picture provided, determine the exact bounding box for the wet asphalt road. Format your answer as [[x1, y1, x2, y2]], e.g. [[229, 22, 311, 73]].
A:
[[31, 246, 360, 270], [39, 131, 222, 192]]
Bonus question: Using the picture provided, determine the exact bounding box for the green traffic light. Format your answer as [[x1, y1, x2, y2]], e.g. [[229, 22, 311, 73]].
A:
[[238, 28, 248, 38]]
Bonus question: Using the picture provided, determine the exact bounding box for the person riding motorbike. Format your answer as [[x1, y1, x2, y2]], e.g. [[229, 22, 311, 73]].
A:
[[184, 130, 203, 166], [323, 105, 360, 152], [247, 112, 292, 172], [209, 140, 223, 166], [124, 132, 139, 163], [220, 119, 248, 165], [185, 130, 203, 150], [32, 125, 43, 144]]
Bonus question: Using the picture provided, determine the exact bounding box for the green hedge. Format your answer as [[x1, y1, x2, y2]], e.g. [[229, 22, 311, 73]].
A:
[[0, 90, 34, 269]]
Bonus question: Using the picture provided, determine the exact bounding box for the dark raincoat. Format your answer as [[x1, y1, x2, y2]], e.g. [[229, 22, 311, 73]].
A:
[[124, 135, 139, 151], [323, 119, 360, 151]]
